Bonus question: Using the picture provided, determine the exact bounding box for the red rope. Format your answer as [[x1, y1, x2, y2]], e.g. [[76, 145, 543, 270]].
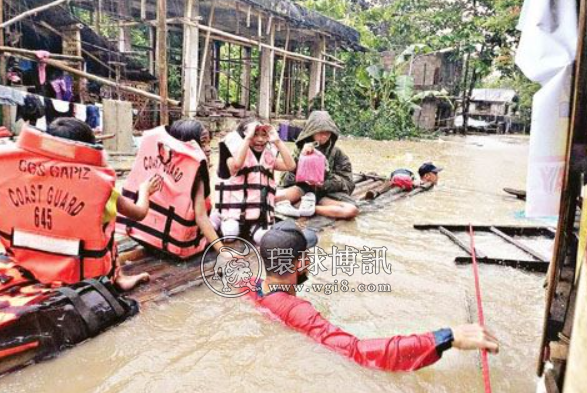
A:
[[468, 224, 492, 393]]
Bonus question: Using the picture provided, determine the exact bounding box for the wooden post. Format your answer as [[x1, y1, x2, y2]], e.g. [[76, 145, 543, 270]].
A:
[[118, 0, 132, 53], [321, 55, 327, 110], [156, 0, 169, 125], [308, 36, 326, 107], [538, 0, 587, 379], [103, 100, 134, 153], [94, 0, 102, 33], [140, 0, 147, 20], [565, 264, 587, 393], [258, 22, 275, 119], [195, 4, 215, 109], [275, 28, 290, 116], [148, 26, 156, 75], [240, 46, 251, 109], [0, 0, 9, 129], [182, 0, 199, 117], [0, 0, 70, 29], [62, 23, 84, 100]]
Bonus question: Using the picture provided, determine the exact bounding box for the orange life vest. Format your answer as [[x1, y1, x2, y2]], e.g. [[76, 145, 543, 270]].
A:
[[0, 255, 137, 373], [117, 127, 210, 259], [0, 126, 116, 284], [215, 131, 277, 229]]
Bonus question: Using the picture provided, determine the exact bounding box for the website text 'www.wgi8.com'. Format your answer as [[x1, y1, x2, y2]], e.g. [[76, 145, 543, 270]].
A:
[[268, 280, 393, 295]]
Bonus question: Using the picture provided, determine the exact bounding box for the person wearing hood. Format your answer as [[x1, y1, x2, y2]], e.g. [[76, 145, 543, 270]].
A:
[[277, 111, 359, 219]]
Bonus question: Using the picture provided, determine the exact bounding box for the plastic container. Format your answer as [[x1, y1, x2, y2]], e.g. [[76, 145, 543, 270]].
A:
[[296, 150, 326, 186]]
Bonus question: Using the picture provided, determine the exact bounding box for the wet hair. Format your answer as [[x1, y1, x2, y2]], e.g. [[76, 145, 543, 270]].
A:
[[236, 117, 260, 138], [169, 119, 206, 146], [47, 118, 96, 144]]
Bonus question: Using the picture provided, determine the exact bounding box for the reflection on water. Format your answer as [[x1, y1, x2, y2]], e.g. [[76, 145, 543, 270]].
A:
[[1, 135, 548, 393]]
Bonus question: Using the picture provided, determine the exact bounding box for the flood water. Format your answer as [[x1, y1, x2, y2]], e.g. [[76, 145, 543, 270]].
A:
[[1, 134, 551, 393]]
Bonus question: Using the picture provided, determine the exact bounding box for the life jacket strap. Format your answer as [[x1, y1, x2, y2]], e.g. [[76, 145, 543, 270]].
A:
[[85, 278, 125, 318], [116, 216, 204, 249], [121, 189, 197, 228], [57, 286, 101, 336]]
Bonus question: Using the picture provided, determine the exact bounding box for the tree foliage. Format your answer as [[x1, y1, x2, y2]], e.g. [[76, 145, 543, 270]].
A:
[[299, 0, 536, 138]]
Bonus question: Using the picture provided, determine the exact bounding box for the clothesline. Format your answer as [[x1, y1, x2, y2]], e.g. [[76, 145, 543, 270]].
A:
[[0, 84, 102, 132]]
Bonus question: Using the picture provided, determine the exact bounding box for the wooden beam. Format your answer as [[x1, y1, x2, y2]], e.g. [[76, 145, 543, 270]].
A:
[[0, 45, 83, 62], [38, 21, 114, 73], [439, 226, 487, 259], [489, 226, 549, 262], [1, 0, 73, 29], [156, 0, 169, 125], [0, 46, 180, 106], [173, 20, 343, 69]]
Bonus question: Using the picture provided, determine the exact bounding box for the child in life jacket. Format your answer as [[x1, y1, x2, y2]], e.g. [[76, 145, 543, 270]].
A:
[[118, 119, 237, 262], [213, 118, 296, 244], [0, 118, 160, 291]]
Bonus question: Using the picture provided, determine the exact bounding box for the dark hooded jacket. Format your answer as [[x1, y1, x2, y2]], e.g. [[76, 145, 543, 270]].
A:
[[281, 111, 355, 196]]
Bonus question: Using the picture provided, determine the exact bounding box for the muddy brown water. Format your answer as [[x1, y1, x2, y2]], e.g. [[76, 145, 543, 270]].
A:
[[1, 135, 551, 393]]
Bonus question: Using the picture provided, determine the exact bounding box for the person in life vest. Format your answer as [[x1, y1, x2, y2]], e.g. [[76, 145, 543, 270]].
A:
[[0, 118, 160, 291], [118, 119, 236, 261], [213, 118, 296, 244], [247, 221, 500, 372], [277, 111, 359, 219]]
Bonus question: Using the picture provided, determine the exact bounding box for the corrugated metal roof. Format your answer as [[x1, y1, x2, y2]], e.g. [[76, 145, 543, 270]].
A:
[[471, 88, 517, 103]]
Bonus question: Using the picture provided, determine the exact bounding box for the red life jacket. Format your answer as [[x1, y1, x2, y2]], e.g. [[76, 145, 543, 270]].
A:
[[0, 126, 116, 284], [215, 131, 277, 229], [117, 127, 210, 259]]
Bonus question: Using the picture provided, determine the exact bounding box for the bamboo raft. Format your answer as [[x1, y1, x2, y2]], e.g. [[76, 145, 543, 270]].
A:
[[0, 173, 434, 376], [0, 240, 229, 376], [278, 173, 434, 231]]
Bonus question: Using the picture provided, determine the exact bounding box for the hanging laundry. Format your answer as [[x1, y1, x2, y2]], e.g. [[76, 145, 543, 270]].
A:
[[34, 51, 50, 85], [50, 78, 67, 100], [16, 94, 44, 124], [63, 75, 74, 102], [74, 103, 87, 122], [0, 85, 26, 106], [86, 104, 101, 129], [44, 97, 74, 124]]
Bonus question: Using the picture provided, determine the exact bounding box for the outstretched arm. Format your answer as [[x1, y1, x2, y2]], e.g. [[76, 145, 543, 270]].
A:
[[256, 294, 498, 372], [194, 179, 224, 254], [117, 176, 161, 221]]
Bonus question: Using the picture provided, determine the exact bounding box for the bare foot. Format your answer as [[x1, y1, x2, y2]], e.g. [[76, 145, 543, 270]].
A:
[[115, 272, 150, 292]]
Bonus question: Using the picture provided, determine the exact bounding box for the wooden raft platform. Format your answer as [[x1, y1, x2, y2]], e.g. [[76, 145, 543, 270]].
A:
[[278, 173, 434, 232], [414, 224, 554, 273]]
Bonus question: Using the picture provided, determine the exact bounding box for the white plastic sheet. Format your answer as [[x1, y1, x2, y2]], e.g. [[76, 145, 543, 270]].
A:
[[516, 0, 578, 217]]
